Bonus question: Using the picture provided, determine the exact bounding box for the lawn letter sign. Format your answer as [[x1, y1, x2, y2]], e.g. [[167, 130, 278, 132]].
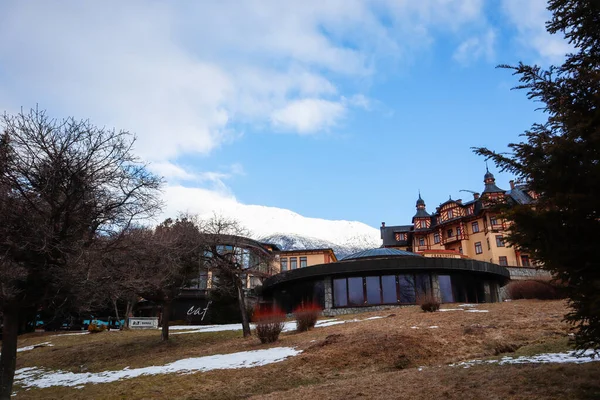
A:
[[129, 317, 159, 329]]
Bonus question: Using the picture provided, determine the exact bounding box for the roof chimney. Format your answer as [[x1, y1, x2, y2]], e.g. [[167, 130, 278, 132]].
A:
[[473, 193, 480, 200], [509, 180, 515, 189], [456, 199, 462, 204], [381, 222, 385, 228]]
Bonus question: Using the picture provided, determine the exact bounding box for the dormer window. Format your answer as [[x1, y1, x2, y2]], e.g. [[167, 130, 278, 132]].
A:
[[395, 233, 406, 241], [420, 220, 428, 229], [447, 209, 453, 219]]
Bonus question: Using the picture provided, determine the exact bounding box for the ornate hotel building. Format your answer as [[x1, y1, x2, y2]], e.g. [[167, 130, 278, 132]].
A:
[[380, 169, 537, 268]]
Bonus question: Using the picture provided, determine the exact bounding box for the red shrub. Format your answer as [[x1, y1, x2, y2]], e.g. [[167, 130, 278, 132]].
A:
[[506, 279, 565, 300], [293, 302, 321, 332], [253, 306, 286, 344]]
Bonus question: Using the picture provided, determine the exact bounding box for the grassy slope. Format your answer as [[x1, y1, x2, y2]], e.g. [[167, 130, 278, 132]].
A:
[[9, 300, 600, 400]]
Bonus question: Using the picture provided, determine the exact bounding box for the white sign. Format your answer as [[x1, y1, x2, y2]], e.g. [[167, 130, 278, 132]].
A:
[[129, 317, 159, 329]]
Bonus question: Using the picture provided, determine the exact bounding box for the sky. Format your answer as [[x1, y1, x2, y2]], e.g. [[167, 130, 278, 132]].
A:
[[0, 0, 571, 231]]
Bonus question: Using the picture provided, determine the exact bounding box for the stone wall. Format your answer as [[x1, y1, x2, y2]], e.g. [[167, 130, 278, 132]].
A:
[[323, 304, 412, 317], [507, 267, 552, 280]]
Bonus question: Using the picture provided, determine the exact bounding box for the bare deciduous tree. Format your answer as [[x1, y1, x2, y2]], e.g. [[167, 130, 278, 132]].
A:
[[0, 108, 162, 398], [201, 215, 275, 337]]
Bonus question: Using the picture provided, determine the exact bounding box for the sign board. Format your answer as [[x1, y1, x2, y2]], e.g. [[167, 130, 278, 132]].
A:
[[129, 317, 158, 329]]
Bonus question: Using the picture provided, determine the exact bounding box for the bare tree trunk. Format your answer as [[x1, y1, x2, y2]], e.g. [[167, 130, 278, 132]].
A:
[[124, 300, 134, 329], [0, 306, 19, 400], [236, 284, 251, 337], [161, 300, 171, 342], [112, 299, 120, 329]]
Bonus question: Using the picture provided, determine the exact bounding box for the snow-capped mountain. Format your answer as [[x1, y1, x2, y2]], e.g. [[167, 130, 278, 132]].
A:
[[258, 233, 374, 259], [162, 185, 382, 256]]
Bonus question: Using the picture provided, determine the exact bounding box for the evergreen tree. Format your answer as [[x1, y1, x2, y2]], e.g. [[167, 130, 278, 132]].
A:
[[474, 0, 600, 351]]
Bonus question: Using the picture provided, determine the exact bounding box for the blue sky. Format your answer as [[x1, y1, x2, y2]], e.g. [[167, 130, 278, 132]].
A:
[[0, 0, 571, 230]]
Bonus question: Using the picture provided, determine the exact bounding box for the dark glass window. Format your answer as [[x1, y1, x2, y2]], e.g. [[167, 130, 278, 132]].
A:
[[457, 227, 462, 236], [280, 258, 288, 272], [438, 275, 454, 303], [495, 235, 505, 247], [290, 257, 297, 270], [490, 216, 498, 225], [419, 237, 425, 246], [366, 276, 381, 304], [415, 274, 431, 298], [399, 275, 416, 303], [381, 275, 397, 304], [475, 242, 483, 254], [333, 278, 348, 307], [420, 220, 427, 229], [521, 255, 531, 266], [448, 209, 453, 219], [472, 221, 479, 233], [447, 229, 453, 238], [433, 233, 440, 244], [300, 257, 307, 268], [499, 256, 508, 266], [348, 277, 364, 306]]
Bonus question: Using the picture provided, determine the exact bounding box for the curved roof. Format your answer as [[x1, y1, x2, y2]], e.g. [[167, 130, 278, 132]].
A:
[[263, 256, 510, 289], [341, 247, 420, 261]]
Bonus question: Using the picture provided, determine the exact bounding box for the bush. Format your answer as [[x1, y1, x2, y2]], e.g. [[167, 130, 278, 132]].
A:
[[418, 295, 440, 312], [253, 306, 286, 344], [293, 302, 321, 332], [506, 279, 566, 300], [87, 322, 106, 333]]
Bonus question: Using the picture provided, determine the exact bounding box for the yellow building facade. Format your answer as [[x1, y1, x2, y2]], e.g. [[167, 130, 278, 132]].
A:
[[381, 170, 535, 268]]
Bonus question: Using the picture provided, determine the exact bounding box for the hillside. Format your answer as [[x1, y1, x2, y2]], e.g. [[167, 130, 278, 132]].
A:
[[10, 300, 600, 399]]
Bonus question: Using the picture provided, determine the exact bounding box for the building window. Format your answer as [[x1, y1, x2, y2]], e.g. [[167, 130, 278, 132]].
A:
[[333, 278, 348, 307], [447, 209, 453, 219], [420, 220, 427, 229], [457, 227, 462, 237], [521, 255, 531, 267], [381, 276, 397, 304], [447, 229, 453, 238], [399, 275, 416, 304], [438, 275, 454, 303], [299, 257, 307, 268], [472, 221, 479, 233], [290, 257, 297, 270], [496, 235, 505, 247], [499, 256, 508, 266], [433, 233, 440, 244], [466, 206, 473, 215], [418, 237, 425, 246], [395, 232, 406, 241], [366, 276, 381, 304], [490, 216, 498, 225], [347, 277, 364, 306], [280, 258, 288, 272], [475, 242, 483, 254]]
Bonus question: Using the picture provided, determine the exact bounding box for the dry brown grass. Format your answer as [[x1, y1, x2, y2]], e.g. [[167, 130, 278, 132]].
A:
[[9, 300, 596, 400]]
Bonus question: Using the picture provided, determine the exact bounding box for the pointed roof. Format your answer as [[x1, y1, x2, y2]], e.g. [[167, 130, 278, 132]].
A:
[[413, 192, 430, 220], [482, 167, 505, 194]]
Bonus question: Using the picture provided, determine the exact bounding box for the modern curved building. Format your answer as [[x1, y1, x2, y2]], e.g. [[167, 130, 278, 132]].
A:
[[262, 247, 510, 315]]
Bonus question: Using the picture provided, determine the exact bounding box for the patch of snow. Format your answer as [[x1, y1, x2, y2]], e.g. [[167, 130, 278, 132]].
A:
[[458, 304, 478, 308], [410, 326, 419, 329], [451, 350, 600, 369], [365, 316, 384, 320], [464, 310, 489, 313], [16, 342, 54, 353], [15, 347, 302, 389], [53, 332, 89, 337], [439, 309, 463, 312], [429, 326, 439, 329]]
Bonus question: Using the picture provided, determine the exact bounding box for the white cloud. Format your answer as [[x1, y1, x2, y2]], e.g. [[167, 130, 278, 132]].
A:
[[502, 0, 572, 63], [453, 29, 496, 65], [271, 99, 346, 134], [0, 0, 488, 164]]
